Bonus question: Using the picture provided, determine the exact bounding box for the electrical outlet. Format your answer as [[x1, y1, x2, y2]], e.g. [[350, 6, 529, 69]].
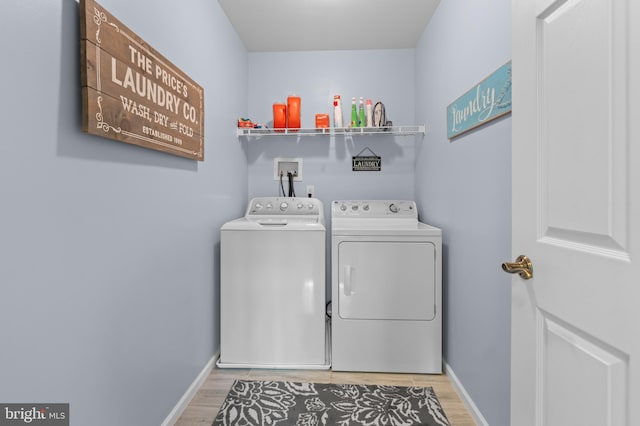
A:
[[274, 157, 302, 181], [306, 185, 315, 198]]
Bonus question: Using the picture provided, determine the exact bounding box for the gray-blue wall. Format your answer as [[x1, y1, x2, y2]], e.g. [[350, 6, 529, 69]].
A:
[[0, 1, 512, 424], [0, 1, 247, 425], [415, 0, 512, 425], [246, 49, 417, 207]]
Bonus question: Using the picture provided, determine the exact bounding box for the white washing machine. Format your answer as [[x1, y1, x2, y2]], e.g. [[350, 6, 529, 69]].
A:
[[218, 197, 329, 369], [331, 200, 442, 373]]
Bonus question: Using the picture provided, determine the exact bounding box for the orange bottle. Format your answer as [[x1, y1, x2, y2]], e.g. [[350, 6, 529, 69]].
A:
[[273, 103, 286, 132], [287, 95, 301, 129], [315, 114, 330, 128]]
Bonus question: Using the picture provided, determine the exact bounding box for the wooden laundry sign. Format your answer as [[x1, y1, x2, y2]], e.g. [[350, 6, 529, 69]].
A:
[[352, 147, 381, 171], [80, 0, 205, 160], [447, 61, 512, 139]]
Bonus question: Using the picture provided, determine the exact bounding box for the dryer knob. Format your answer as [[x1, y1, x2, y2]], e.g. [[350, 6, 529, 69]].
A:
[[297, 203, 304, 209], [280, 202, 289, 211], [389, 203, 399, 213], [363, 204, 370, 211], [308, 203, 314, 210], [340, 204, 347, 211], [266, 203, 273, 209]]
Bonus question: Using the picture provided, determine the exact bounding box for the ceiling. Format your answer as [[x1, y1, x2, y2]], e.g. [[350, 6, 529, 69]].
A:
[[218, 0, 441, 52]]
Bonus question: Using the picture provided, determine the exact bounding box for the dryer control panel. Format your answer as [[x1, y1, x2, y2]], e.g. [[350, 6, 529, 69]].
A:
[[332, 200, 417, 219]]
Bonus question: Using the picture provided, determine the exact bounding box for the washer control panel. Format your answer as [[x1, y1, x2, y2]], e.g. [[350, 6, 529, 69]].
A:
[[332, 200, 417, 219], [247, 197, 321, 216]]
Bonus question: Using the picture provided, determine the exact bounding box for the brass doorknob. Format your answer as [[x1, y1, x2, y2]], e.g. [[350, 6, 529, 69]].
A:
[[502, 255, 533, 279]]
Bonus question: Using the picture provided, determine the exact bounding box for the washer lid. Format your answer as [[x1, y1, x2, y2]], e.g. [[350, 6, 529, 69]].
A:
[[221, 216, 325, 231]]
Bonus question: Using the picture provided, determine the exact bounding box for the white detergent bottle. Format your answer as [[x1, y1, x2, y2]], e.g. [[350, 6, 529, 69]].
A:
[[365, 99, 373, 127], [333, 95, 343, 128]]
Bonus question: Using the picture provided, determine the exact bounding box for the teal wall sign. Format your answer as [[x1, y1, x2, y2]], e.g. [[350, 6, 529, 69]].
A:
[[447, 61, 512, 139]]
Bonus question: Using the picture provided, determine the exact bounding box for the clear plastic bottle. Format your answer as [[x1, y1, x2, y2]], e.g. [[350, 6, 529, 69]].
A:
[[358, 97, 365, 127], [350, 97, 357, 128]]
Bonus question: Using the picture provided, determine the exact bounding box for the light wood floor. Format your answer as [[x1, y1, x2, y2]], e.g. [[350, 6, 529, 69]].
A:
[[175, 367, 477, 425]]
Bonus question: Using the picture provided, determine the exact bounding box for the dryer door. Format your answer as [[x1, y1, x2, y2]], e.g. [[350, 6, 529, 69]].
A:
[[337, 241, 436, 320]]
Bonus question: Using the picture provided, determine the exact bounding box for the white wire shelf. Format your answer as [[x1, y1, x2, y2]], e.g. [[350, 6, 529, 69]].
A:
[[236, 125, 425, 138]]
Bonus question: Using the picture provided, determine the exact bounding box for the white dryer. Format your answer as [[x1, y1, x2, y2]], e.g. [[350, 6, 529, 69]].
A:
[[331, 200, 442, 373], [218, 197, 329, 369]]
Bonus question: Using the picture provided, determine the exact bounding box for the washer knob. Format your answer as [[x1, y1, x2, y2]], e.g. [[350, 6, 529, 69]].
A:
[[340, 204, 347, 211], [297, 203, 304, 209], [255, 203, 263, 210], [352, 204, 359, 211], [280, 202, 288, 211], [389, 203, 399, 213], [363, 204, 370, 211], [266, 203, 273, 209], [308, 203, 314, 210]]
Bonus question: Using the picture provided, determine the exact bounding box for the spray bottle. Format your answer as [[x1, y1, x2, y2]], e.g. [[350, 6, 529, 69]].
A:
[[350, 97, 357, 128], [358, 97, 365, 127], [333, 95, 343, 128]]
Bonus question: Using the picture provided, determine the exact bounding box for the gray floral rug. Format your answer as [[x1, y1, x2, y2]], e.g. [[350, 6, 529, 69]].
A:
[[213, 379, 450, 426]]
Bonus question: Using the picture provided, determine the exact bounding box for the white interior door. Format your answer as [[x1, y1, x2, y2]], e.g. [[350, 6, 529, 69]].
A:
[[511, 0, 639, 425]]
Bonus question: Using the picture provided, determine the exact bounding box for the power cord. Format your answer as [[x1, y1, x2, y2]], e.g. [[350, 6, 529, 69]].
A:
[[279, 171, 286, 197], [287, 172, 296, 197]]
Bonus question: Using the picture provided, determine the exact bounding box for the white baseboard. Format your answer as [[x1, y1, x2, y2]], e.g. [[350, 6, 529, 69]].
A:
[[161, 353, 217, 426], [443, 360, 490, 426]]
